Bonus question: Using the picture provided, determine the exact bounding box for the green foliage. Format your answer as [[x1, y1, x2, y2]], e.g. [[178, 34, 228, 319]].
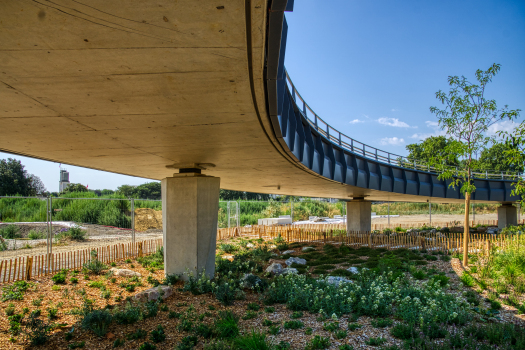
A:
[[268, 325, 280, 335], [138, 342, 156, 350], [365, 337, 387, 346], [113, 338, 125, 348], [83, 251, 108, 275], [243, 310, 257, 320], [264, 306, 275, 313], [81, 309, 112, 337], [460, 273, 476, 287], [233, 331, 274, 350], [87, 280, 104, 289], [0, 224, 21, 239], [322, 321, 339, 332], [290, 311, 303, 319], [138, 247, 164, 270], [25, 313, 52, 345], [175, 335, 198, 350], [56, 225, 87, 242], [429, 63, 520, 195], [113, 302, 142, 324], [348, 323, 361, 331], [371, 318, 393, 328], [390, 323, 417, 339], [214, 310, 239, 339], [499, 121, 525, 205], [47, 306, 58, 320], [163, 273, 179, 285], [1, 280, 34, 301], [283, 320, 304, 329], [0, 158, 43, 196], [422, 323, 448, 339], [247, 302, 261, 311], [305, 335, 331, 350], [150, 325, 166, 343], [339, 346, 354, 350], [127, 329, 147, 340], [406, 136, 459, 165]]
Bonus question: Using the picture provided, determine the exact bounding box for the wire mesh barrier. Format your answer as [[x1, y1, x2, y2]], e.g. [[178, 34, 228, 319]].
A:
[[0, 238, 162, 284]]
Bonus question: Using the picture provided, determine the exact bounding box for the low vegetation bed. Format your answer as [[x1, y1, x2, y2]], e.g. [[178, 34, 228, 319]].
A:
[[0, 230, 524, 349]]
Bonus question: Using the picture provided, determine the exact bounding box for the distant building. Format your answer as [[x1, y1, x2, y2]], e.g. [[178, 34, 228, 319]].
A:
[[59, 169, 70, 192]]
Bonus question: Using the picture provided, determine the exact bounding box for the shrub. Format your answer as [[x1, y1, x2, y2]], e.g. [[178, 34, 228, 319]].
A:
[[214, 281, 239, 306], [25, 314, 52, 346], [81, 309, 112, 337], [1, 280, 34, 301], [247, 302, 261, 311], [305, 335, 331, 350], [276, 341, 291, 350], [214, 311, 239, 339], [268, 325, 280, 335], [28, 230, 45, 240], [243, 310, 257, 320], [233, 331, 274, 350], [411, 270, 427, 280], [169, 311, 181, 319], [348, 323, 361, 331], [322, 322, 339, 332], [147, 276, 160, 287], [150, 325, 166, 343], [175, 335, 198, 350], [335, 330, 347, 339], [87, 281, 105, 289], [290, 311, 303, 319], [0, 225, 21, 239], [264, 306, 275, 313], [284, 320, 304, 329], [262, 319, 273, 326], [83, 258, 108, 275], [113, 338, 125, 347], [113, 302, 142, 324], [68, 341, 86, 349], [371, 318, 393, 328], [138, 343, 156, 350], [365, 337, 386, 346], [5, 303, 15, 316], [339, 346, 354, 350], [127, 329, 147, 340], [195, 323, 214, 339], [163, 273, 179, 285], [390, 323, 416, 339], [47, 306, 58, 320], [430, 274, 450, 287], [422, 323, 447, 339], [460, 273, 475, 287], [70, 277, 79, 284]]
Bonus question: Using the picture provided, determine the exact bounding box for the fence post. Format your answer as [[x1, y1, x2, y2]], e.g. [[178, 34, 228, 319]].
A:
[[131, 198, 135, 253], [138, 242, 143, 258], [26, 257, 33, 280]]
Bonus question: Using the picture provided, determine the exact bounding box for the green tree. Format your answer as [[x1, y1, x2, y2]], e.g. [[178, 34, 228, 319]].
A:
[[429, 63, 520, 266], [63, 183, 88, 194], [0, 158, 33, 196], [499, 121, 524, 206], [478, 143, 516, 172], [406, 136, 460, 165], [135, 182, 161, 199], [116, 185, 136, 198]]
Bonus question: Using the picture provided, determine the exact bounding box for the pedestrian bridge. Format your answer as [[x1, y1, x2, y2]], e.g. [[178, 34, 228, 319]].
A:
[[0, 0, 519, 275]]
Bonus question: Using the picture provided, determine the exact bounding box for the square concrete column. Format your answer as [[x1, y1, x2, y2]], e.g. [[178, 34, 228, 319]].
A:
[[162, 174, 220, 279], [498, 204, 517, 229], [346, 200, 372, 232]]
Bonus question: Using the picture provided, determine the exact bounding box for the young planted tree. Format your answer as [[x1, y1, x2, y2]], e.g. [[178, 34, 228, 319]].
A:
[[429, 63, 520, 266], [499, 121, 524, 206]]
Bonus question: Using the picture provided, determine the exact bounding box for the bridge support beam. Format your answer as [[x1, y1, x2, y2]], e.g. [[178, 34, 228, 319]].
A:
[[346, 199, 372, 233], [162, 174, 220, 280], [498, 203, 517, 229]]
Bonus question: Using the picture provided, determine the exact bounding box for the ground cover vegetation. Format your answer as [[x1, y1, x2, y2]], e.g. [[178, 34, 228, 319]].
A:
[[0, 226, 524, 349]]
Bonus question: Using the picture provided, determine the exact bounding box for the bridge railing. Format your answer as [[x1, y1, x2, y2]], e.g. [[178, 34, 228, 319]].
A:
[[284, 70, 523, 181]]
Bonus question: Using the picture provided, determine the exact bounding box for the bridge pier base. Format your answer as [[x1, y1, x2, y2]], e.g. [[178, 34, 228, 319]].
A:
[[346, 199, 372, 233], [498, 203, 517, 229], [161, 174, 220, 280]]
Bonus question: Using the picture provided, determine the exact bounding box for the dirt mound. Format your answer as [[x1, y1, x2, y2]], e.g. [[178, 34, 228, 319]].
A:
[[135, 208, 162, 232]]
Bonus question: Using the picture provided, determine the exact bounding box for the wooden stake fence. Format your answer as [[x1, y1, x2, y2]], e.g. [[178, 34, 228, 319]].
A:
[[0, 238, 162, 284]]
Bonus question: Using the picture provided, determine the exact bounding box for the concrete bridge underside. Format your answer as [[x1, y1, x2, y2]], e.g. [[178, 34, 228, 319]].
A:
[[0, 0, 518, 276]]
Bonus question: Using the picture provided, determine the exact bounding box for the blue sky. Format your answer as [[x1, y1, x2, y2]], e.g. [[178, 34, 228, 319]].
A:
[[1, 0, 524, 192]]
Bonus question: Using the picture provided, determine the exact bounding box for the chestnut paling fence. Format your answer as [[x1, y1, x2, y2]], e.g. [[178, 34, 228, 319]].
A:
[[1, 224, 523, 285], [0, 238, 162, 284]]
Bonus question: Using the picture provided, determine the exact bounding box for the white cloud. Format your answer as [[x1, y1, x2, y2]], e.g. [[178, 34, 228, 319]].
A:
[[377, 117, 411, 128], [487, 120, 519, 136], [411, 120, 446, 139], [391, 108, 399, 112], [349, 119, 364, 124], [380, 137, 405, 146]]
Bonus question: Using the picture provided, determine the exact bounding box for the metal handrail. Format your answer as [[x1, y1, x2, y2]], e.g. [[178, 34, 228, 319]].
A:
[[284, 70, 523, 181]]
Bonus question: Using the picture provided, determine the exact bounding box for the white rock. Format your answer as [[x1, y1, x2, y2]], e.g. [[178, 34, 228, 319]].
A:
[[246, 243, 255, 248], [281, 250, 295, 255], [134, 285, 172, 302], [285, 257, 307, 266], [269, 244, 277, 249], [347, 267, 359, 274], [326, 276, 352, 286], [265, 262, 283, 275], [110, 268, 141, 277], [281, 268, 298, 275], [302, 246, 315, 252]]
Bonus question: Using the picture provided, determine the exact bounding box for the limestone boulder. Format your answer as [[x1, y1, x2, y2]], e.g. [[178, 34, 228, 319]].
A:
[[281, 268, 298, 275], [302, 246, 315, 252], [265, 262, 283, 275], [110, 268, 141, 277], [285, 257, 307, 266], [134, 285, 172, 302], [281, 250, 295, 255], [326, 276, 352, 287], [347, 267, 359, 274]]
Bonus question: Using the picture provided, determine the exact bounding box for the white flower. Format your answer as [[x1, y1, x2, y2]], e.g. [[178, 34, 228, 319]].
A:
[[331, 313, 338, 320]]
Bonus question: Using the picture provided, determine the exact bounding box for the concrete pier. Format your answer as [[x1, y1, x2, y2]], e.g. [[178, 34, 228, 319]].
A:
[[498, 203, 517, 229], [346, 199, 372, 232], [162, 174, 220, 279]]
